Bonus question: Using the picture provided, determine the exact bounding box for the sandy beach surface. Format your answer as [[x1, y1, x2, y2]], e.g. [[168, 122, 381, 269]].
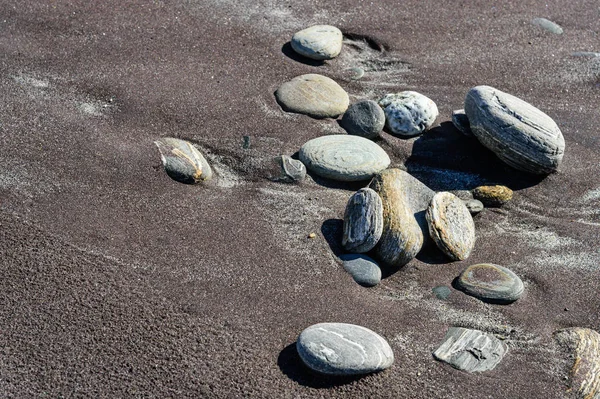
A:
[[0, 0, 599, 397]]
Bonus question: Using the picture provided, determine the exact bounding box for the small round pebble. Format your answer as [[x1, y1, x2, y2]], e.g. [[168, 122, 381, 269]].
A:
[[340, 100, 385, 139], [456, 263, 524, 304], [291, 25, 343, 60], [463, 199, 484, 215], [378, 91, 438, 137], [344, 67, 365, 81], [472, 185, 513, 207], [275, 74, 349, 118], [299, 135, 390, 181], [340, 254, 382, 287]]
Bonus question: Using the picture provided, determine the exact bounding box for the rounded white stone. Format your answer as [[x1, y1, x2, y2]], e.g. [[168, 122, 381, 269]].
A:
[[291, 25, 343, 60], [378, 91, 439, 137]]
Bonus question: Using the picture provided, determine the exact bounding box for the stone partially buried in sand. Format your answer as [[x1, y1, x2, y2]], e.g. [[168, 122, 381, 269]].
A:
[[426, 192, 475, 261], [554, 328, 600, 399], [340, 100, 386, 139], [154, 137, 213, 184], [340, 254, 382, 287], [299, 135, 390, 181], [433, 327, 508, 373], [378, 91, 438, 137], [275, 74, 349, 118], [297, 322, 394, 375], [464, 85, 565, 174], [342, 188, 383, 253], [279, 155, 306, 182], [291, 25, 343, 60], [368, 169, 434, 267], [456, 263, 524, 304], [472, 185, 513, 207]]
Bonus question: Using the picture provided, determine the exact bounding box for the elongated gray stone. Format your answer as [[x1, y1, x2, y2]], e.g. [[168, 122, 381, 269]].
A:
[[426, 192, 475, 261], [452, 109, 473, 136], [532, 17, 563, 34], [340, 254, 382, 287], [433, 327, 508, 372], [554, 328, 600, 399], [341, 100, 385, 139], [299, 135, 390, 181], [297, 322, 394, 375], [280, 155, 306, 182], [342, 188, 383, 253], [464, 85, 565, 174], [368, 169, 435, 267], [456, 263, 524, 304], [291, 25, 343, 60], [154, 137, 213, 184], [275, 74, 349, 118], [378, 91, 438, 137]]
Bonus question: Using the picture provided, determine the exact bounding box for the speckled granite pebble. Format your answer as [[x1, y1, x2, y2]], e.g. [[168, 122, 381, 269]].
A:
[[291, 25, 343, 60], [378, 91, 438, 137], [154, 137, 212, 184], [456, 263, 524, 304], [341, 100, 385, 139], [297, 323, 394, 375], [340, 254, 382, 287], [276, 74, 349, 118], [343, 188, 383, 253]]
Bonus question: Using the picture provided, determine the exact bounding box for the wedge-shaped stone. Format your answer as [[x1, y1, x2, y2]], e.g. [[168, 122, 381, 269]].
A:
[[368, 169, 434, 267], [426, 192, 475, 261], [464, 85, 565, 174], [297, 322, 394, 375], [291, 25, 343, 60], [555, 328, 600, 399], [275, 74, 349, 118], [154, 138, 212, 184], [342, 188, 383, 253], [433, 327, 508, 372]]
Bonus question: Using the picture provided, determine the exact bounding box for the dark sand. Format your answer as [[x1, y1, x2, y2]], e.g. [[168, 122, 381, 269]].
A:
[[0, 0, 599, 397]]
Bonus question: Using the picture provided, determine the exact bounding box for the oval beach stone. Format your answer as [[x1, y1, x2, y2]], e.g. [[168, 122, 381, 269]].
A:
[[275, 74, 349, 118], [368, 169, 435, 267], [154, 137, 213, 184], [342, 188, 383, 253], [297, 322, 394, 375], [456, 263, 524, 304], [378, 91, 438, 137], [341, 100, 385, 139], [554, 328, 600, 399], [426, 192, 475, 261], [299, 135, 390, 181], [464, 85, 565, 174], [532, 18, 563, 34], [291, 25, 343, 60], [472, 185, 513, 207], [340, 254, 382, 287]]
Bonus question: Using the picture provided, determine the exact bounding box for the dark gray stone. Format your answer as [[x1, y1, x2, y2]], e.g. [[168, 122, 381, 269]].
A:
[[433, 327, 508, 372], [464, 85, 565, 174], [342, 188, 383, 253], [452, 109, 473, 136], [297, 322, 394, 376], [341, 100, 385, 139], [280, 155, 306, 182], [154, 137, 213, 184], [456, 263, 524, 304], [299, 135, 390, 181], [532, 18, 563, 34], [340, 254, 382, 287], [426, 192, 475, 261], [291, 25, 343, 60], [463, 199, 484, 215], [432, 286, 451, 300]]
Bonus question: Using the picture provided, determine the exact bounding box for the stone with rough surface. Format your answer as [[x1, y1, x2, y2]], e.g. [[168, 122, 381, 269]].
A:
[[554, 328, 600, 399], [456, 263, 524, 304], [299, 135, 390, 181], [291, 25, 343, 60], [343, 188, 383, 253], [340, 254, 382, 287], [297, 322, 394, 375], [472, 185, 513, 207], [368, 169, 434, 267], [464, 85, 565, 174], [154, 138, 212, 184], [279, 155, 306, 182], [341, 100, 385, 139], [276, 74, 349, 118], [378, 91, 438, 137], [433, 327, 508, 372], [426, 192, 475, 261]]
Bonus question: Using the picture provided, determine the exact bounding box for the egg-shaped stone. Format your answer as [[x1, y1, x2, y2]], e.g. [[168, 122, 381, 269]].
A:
[[291, 25, 343, 60]]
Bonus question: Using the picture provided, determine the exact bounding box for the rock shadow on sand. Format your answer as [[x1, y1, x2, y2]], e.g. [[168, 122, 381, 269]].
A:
[[277, 343, 364, 388], [281, 42, 325, 67]]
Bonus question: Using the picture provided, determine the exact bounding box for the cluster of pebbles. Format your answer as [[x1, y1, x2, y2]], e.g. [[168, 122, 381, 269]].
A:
[[152, 23, 598, 397]]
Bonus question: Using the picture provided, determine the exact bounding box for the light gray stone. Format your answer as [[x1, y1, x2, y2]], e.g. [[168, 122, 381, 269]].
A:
[[299, 135, 390, 181], [532, 17, 563, 34], [456, 263, 524, 304], [452, 109, 473, 136], [342, 188, 383, 253], [426, 192, 475, 261], [433, 327, 508, 372], [275, 74, 349, 118], [368, 169, 435, 267], [378, 91, 438, 137], [464, 85, 565, 174], [280, 155, 306, 182], [154, 137, 212, 184], [297, 322, 394, 375], [463, 199, 484, 215], [340, 254, 382, 287], [341, 100, 385, 139], [572, 51, 600, 58], [291, 25, 343, 60]]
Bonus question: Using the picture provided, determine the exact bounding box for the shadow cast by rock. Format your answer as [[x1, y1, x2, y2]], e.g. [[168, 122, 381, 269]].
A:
[[277, 343, 365, 388], [405, 122, 547, 192], [307, 171, 370, 191], [321, 218, 345, 258], [281, 42, 325, 67]]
